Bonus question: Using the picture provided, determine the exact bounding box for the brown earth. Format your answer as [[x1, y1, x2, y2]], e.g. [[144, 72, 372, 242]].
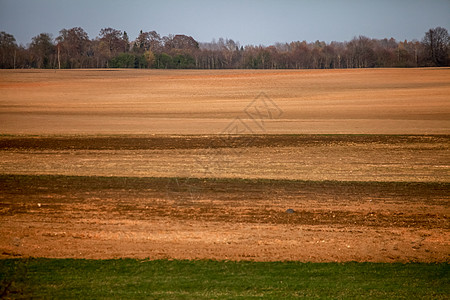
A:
[[1, 68, 449, 134], [0, 135, 449, 182], [0, 69, 449, 262], [0, 135, 449, 262], [0, 175, 448, 262]]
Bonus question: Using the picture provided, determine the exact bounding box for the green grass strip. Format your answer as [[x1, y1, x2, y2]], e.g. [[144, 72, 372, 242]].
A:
[[1, 259, 448, 299]]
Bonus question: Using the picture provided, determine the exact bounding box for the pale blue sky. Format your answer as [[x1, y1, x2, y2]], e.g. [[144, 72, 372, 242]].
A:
[[1, 0, 449, 46]]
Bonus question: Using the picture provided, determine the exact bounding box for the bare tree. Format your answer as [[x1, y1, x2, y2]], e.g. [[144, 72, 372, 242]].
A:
[[167, 34, 199, 51], [56, 27, 91, 68], [134, 30, 162, 53], [99, 28, 126, 55], [11, 26, 450, 69], [30, 33, 55, 68], [0, 31, 18, 68], [346, 36, 376, 68], [422, 27, 449, 67]]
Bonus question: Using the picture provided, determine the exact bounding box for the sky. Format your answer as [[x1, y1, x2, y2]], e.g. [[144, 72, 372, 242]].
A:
[[1, 0, 449, 46]]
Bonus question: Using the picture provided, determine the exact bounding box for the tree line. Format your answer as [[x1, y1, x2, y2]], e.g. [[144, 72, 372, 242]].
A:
[[0, 26, 449, 69]]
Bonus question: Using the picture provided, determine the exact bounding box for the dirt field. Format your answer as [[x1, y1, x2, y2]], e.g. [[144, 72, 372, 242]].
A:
[[0, 69, 449, 262], [0, 135, 449, 182], [1, 68, 449, 134]]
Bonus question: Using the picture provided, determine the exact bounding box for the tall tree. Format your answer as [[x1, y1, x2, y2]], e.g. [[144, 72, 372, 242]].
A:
[[122, 31, 130, 52], [422, 27, 449, 67], [99, 28, 126, 55], [7, 26, 450, 69], [346, 36, 376, 68], [29, 33, 55, 68], [0, 31, 18, 68], [98, 27, 128, 67], [289, 41, 311, 69], [134, 30, 162, 53], [166, 34, 199, 52], [56, 27, 91, 68]]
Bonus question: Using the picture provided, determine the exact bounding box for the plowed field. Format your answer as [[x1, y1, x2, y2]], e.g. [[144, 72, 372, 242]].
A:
[[0, 69, 449, 262]]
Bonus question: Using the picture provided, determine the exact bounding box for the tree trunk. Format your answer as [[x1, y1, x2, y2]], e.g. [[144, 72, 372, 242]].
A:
[[57, 45, 61, 69]]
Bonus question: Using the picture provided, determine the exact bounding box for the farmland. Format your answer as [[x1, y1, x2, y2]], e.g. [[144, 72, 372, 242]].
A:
[[0, 68, 449, 296], [1, 68, 449, 135]]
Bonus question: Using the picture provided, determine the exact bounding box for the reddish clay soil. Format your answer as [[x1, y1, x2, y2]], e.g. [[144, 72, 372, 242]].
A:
[[1, 69, 448, 262], [1, 68, 449, 134], [0, 135, 449, 262], [0, 135, 449, 182]]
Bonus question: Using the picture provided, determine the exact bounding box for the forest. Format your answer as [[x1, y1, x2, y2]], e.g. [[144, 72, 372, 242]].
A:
[[0, 26, 449, 69]]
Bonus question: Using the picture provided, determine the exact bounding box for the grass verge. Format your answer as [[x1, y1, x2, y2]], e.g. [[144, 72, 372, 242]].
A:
[[0, 259, 448, 299]]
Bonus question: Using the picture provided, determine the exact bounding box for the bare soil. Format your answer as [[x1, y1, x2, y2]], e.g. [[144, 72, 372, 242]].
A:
[[0, 135, 449, 262], [0, 135, 448, 182], [0, 69, 448, 262], [1, 68, 449, 134]]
